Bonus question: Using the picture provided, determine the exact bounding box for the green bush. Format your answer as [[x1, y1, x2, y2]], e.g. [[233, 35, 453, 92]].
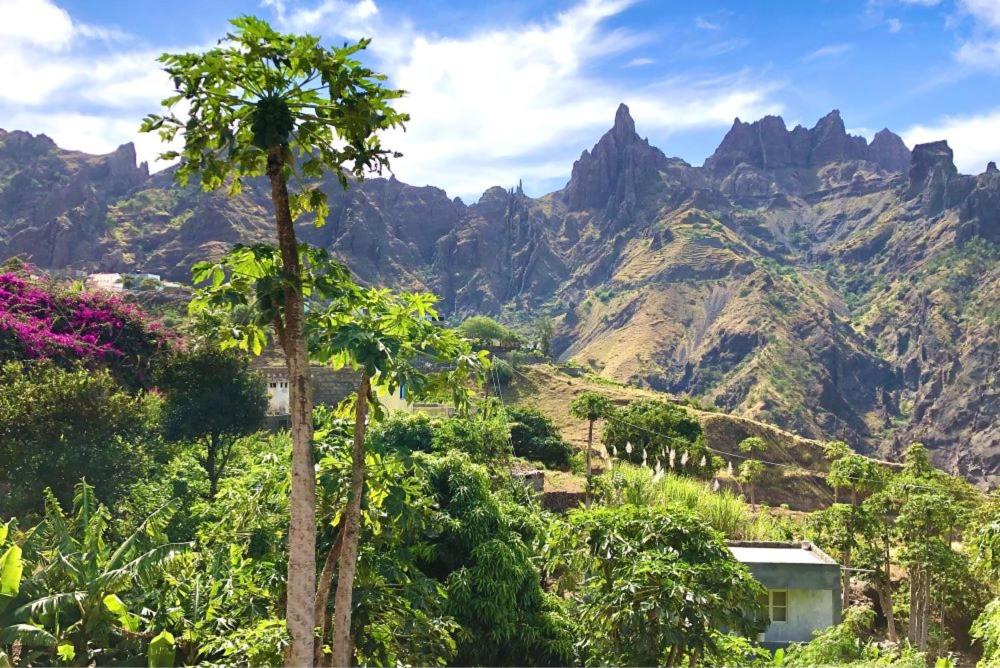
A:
[[0, 360, 164, 517], [603, 399, 717, 477], [370, 411, 435, 453], [431, 412, 512, 463], [506, 405, 573, 469]]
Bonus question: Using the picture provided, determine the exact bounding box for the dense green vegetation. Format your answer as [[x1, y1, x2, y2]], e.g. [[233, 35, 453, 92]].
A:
[[2, 15, 1000, 668], [3, 262, 1000, 667]]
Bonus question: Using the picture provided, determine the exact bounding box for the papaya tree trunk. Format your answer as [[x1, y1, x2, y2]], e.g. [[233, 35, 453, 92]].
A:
[[314, 525, 344, 666], [330, 371, 370, 667], [268, 147, 317, 668], [878, 581, 897, 642], [585, 419, 594, 508]]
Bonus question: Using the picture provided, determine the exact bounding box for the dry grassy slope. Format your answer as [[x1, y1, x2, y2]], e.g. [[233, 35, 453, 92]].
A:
[[506, 364, 840, 510]]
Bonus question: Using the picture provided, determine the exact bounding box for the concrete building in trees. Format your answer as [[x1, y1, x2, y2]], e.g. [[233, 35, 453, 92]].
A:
[[728, 541, 842, 647]]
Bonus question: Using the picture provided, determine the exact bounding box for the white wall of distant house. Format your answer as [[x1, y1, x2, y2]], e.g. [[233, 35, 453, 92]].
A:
[[763, 588, 836, 644]]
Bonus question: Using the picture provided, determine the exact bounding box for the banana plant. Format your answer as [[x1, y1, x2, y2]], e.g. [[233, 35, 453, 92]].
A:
[[0, 481, 189, 665]]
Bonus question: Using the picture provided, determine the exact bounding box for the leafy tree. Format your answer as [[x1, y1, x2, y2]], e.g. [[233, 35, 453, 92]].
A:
[[414, 451, 574, 665], [826, 452, 886, 608], [506, 404, 573, 469], [534, 316, 554, 357], [570, 392, 612, 507], [430, 411, 511, 463], [557, 504, 765, 666], [457, 315, 522, 349], [736, 437, 767, 505], [310, 280, 485, 666], [602, 399, 716, 478], [0, 482, 188, 666], [143, 17, 407, 665], [155, 346, 268, 498], [0, 361, 162, 517], [891, 443, 967, 651]]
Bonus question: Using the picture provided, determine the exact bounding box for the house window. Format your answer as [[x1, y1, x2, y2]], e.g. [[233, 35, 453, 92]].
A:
[[269, 382, 277, 388], [769, 590, 788, 622]]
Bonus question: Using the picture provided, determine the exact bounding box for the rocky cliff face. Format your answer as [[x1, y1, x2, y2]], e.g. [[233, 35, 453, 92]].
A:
[[1, 108, 997, 483]]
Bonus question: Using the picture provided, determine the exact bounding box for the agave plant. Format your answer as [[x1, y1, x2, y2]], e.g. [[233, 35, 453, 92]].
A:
[[0, 481, 189, 665]]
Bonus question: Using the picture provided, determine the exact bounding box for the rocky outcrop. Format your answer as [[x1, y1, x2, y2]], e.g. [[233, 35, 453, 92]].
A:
[[906, 140, 974, 215], [1, 108, 998, 484], [868, 129, 911, 173], [705, 110, 909, 178], [562, 104, 671, 213]]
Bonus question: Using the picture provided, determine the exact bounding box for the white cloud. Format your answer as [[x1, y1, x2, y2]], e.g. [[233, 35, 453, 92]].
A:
[[887, 17, 903, 32], [802, 43, 853, 62], [1, 0, 785, 199], [625, 57, 655, 67], [296, 0, 784, 198], [263, 0, 378, 38], [960, 0, 1000, 26], [953, 0, 1000, 67], [0, 0, 74, 50], [695, 16, 721, 30], [0, 0, 175, 168], [904, 108, 1000, 174]]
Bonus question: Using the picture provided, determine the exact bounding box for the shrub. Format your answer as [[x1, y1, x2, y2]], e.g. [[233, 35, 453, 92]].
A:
[[0, 360, 163, 517], [603, 399, 717, 477], [506, 405, 573, 469], [457, 315, 522, 348], [431, 412, 512, 463], [369, 411, 435, 454]]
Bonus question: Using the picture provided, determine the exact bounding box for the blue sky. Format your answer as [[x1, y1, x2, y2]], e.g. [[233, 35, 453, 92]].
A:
[[2, 0, 1000, 200]]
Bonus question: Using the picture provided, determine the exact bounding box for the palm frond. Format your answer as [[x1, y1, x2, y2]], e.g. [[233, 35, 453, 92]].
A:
[[105, 501, 178, 572], [98, 542, 191, 591], [0, 623, 57, 647], [10, 591, 85, 620]]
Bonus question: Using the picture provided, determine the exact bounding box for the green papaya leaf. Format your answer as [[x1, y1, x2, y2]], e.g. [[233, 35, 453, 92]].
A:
[[103, 593, 127, 616], [57, 644, 75, 662], [0, 521, 8, 547], [0, 545, 22, 596], [148, 630, 176, 668]]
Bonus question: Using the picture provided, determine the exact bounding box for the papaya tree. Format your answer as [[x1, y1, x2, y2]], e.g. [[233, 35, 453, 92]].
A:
[[826, 452, 885, 608], [309, 280, 486, 667], [189, 243, 486, 665], [570, 392, 612, 508], [142, 17, 406, 665], [736, 437, 766, 506]]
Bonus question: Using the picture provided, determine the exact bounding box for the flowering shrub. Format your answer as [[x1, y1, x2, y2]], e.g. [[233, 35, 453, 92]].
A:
[[0, 271, 172, 386]]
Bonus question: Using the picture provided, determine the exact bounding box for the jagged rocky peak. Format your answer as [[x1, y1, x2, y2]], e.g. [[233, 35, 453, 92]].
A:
[[0, 129, 58, 158], [869, 128, 911, 173], [561, 103, 669, 211], [810, 110, 868, 164], [107, 142, 150, 192], [908, 140, 957, 185], [704, 109, 908, 176]]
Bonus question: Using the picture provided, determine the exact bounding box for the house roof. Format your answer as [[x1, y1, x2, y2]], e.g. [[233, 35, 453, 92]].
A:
[[727, 541, 838, 566]]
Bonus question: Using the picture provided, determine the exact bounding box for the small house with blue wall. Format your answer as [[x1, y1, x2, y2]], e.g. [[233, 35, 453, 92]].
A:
[[728, 541, 842, 647]]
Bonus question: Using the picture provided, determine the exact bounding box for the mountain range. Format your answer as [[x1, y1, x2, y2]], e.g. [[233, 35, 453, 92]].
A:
[[0, 105, 997, 483]]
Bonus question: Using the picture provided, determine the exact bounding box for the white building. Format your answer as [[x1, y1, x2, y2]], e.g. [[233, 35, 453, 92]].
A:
[[728, 541, 842, 648], [86, 273, 124, 293]]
